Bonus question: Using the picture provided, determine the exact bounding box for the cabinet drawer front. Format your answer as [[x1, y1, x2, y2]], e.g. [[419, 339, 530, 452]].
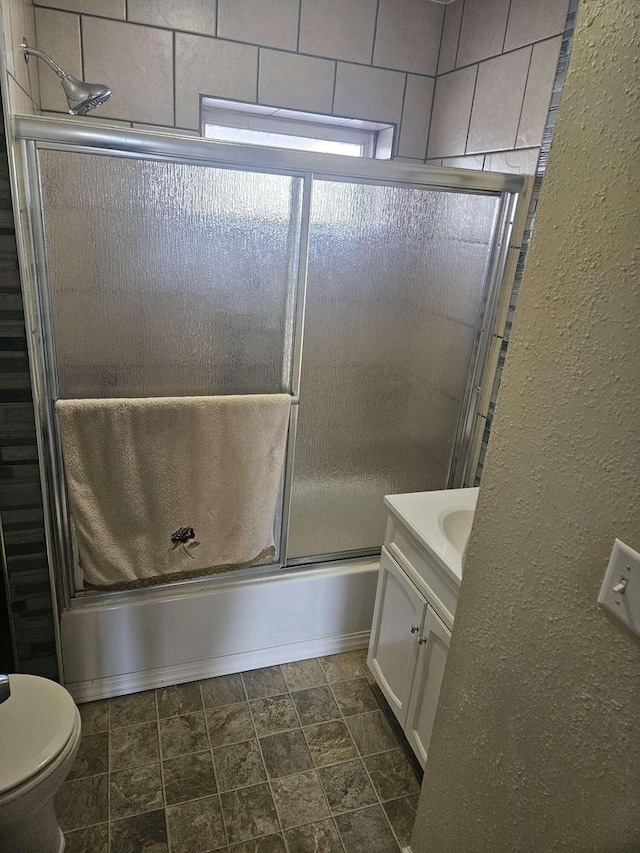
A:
[[385, 518, 457, 628], [368, 551, 425, 726]]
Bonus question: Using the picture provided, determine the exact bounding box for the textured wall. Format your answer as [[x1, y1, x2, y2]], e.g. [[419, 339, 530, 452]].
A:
[[412, 0, 640, 850]]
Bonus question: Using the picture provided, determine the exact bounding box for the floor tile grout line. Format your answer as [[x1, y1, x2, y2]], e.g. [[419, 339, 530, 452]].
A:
[[242, 674, 289, 848], [283, 671, 346, 853], [288, 685, 341, 847], [335, 657, 407, 852], [201, 679, 229, 851], [107, 697, 111, 850], [152, 688, 171, 853]]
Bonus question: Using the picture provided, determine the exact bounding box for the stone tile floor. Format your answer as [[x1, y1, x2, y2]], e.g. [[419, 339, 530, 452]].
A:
[[58, 649, 422, 853]]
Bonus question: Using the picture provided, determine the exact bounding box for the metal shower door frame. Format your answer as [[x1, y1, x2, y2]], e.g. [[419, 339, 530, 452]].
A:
[[12, 116, 523, 621]]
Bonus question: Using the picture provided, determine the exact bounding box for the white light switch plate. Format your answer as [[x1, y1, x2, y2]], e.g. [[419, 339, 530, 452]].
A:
[[598, 539, 640, 637]]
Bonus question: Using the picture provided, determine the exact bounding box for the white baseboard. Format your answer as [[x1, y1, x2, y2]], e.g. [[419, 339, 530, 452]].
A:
[[68, 630, 370, 703]]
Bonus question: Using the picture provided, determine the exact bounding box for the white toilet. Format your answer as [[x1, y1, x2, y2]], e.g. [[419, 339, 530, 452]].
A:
[[0, 674, 81, 853]]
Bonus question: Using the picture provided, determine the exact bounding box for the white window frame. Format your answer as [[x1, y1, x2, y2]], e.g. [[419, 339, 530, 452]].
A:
[[201, 97, 395, 159]]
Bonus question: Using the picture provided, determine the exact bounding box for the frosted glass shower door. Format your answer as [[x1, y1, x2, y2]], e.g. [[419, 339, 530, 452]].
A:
[[37, 150, 302, 398], [288, 181, 500, 559]]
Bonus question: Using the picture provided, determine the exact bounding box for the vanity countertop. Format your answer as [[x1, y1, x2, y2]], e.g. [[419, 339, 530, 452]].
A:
[[384, 488, 479, 585]]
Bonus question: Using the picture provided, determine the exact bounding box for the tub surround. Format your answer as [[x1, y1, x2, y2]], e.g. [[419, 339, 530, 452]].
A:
[[61, 558, 378, 702]]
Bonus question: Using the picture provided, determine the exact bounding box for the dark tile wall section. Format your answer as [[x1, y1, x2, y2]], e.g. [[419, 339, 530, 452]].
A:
[[0, 91, 58, 678]]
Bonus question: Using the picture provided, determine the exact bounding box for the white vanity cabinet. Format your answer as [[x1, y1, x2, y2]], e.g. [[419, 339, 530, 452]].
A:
[[368, 494, 465, 768]]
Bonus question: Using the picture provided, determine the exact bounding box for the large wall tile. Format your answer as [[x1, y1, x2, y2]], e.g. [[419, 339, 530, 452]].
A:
[[467, 47, 531, 154], [484, 147, 539, 175], [516, 36, 561, 149], [373, 0, 443, 76], [504, 0, 569, 52], [176, 34, 258, 129], [33, 0, 124, 17], [218, 0, 298, 51], [398, 74, 434, 159], [259, 50, 334, 113], [128, 0, 217, 36], [438, 0, 463, 75], [34, 8, 81, 113], [333, 63, 405, 124], [83, 18, 173, 125], [427, 65, 476, 159], [299, 0, 377, 64], [456, 0, 510, 68]]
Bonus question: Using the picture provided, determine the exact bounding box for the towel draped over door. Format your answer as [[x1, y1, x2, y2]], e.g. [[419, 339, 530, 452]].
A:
[[56, 394, 292, 589]]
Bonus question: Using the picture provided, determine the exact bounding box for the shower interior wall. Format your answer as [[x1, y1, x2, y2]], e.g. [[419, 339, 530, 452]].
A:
[[0, 0, 564, 678]]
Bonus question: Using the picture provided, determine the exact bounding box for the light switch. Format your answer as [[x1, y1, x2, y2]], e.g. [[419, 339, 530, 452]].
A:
[[598, 539, 640, 637]]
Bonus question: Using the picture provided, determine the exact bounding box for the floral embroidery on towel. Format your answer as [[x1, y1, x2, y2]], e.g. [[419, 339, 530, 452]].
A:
[[170, 526, 201, 559]]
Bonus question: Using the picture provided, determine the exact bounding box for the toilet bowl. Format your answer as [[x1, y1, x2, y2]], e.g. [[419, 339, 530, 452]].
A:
[[0, 674, 81, 853]]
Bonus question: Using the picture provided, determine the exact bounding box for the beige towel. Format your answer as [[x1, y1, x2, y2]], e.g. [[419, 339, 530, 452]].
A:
[[56, 395, 291, 589]]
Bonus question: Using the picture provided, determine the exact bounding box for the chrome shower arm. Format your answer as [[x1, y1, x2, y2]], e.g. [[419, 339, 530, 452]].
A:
[[22, 42, 67, 79]]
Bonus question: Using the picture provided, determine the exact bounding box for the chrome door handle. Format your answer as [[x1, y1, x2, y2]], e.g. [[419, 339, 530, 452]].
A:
[[418, 635, 427, 645], [410, 625, 419, 633], [0, 674, 10, 704]]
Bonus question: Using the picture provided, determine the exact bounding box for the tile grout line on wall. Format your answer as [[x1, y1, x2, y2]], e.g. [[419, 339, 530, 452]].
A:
[[172, 31, 176, 129], [438, 33, 567, 80], [370, 0, 381, 66], [330, 60, 338, 115], [453, 0, 465, 70], [78, 14, 84, 82], [395, 73, 408, 159], [296, 0, 302, 53], [513, 45, 535, 150], [463, 63, 479, 156], [502, 0, 514, 54], [256, 47, 261, 104]]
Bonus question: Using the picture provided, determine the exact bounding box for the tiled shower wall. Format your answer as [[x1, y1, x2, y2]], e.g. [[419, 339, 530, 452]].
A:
[[425, 0, 571, 483], [31, 0, 445, 159]]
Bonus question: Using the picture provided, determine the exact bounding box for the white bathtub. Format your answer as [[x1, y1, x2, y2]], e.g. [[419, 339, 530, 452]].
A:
[[61, 557, 379, 702]]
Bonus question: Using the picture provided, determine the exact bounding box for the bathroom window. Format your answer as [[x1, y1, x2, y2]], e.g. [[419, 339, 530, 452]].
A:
[[201, 98, 394, 159]]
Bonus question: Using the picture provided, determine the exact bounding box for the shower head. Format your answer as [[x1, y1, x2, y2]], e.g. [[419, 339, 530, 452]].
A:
[[22, 41, 111, 116]]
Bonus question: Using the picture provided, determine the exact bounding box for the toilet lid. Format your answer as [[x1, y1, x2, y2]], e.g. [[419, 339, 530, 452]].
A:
[[0, 674, 78, 794]]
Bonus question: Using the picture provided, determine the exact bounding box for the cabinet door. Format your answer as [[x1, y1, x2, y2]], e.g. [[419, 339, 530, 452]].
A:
[[404, 604, 451, 768], [368, 549, 426, 726]]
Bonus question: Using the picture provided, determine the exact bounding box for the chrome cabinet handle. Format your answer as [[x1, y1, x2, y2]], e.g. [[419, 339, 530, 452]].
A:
[[418, 635, 427, 645], [410, 625, 419, 633], [0, 674, 10, 705]]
